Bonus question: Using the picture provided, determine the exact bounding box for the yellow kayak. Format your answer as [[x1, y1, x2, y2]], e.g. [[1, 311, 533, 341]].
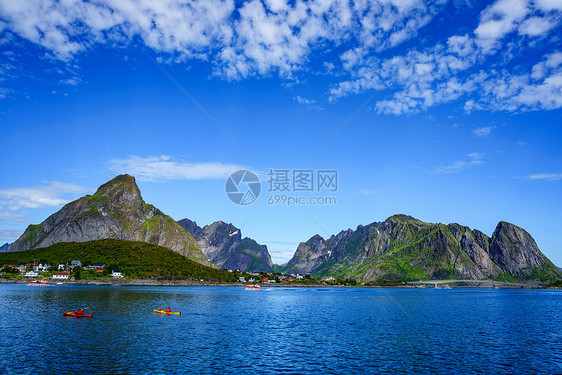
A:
[[154, 309, 181, 315]]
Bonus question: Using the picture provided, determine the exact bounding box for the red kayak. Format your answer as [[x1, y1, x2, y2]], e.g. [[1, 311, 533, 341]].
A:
[[63, 312, 93, 318]]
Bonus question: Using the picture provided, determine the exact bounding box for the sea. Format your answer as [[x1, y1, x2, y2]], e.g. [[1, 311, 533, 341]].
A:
[[0, 284, 560, 374]]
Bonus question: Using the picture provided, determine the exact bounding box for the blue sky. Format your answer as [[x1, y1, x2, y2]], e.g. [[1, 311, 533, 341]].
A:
[[1, 0, 561, 265]]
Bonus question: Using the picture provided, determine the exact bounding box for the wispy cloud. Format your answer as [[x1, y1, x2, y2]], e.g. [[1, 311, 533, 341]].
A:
[[59, 77, 81, 86], [266, 246, 298, 264], [329, 2, 562, 113], [0, 181, 87, 211], [293, 96, 316, 105], [0, 210, 30, 224], [293, 95, 324, 110], [528, 173, 562, 181], [473, 126, 494, 137], [360, 189, 377, 195], [434, 152, 484, 174], [0, 227, 23, 241], [109, 155, 247, 182]]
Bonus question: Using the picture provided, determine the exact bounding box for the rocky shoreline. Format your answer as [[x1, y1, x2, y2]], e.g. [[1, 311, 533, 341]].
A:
[[1, 278, 551, 288]]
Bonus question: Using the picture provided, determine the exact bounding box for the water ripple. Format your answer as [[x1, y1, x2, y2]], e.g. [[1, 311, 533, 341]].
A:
[[0, 285, 561, 374]]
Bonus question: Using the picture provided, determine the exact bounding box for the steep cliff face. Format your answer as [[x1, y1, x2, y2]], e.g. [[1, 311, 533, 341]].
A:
[[177, 219, 273, 272], [282, 215, 560, 281], [10, 175, 210, 266], [447, 224, 500, 277], [282, 235, 327, 275], [488, 221, 558, 278], [0, 243, 12, 252]]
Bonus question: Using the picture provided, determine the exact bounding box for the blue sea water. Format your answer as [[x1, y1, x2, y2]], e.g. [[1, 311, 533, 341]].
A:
[[0, 284, 561, 374]]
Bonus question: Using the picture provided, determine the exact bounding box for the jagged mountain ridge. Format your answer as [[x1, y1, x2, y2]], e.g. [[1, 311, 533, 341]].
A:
[[0, 243, 12, 252], [282, 214, 561, 281], [10, 175, 211, 266], [178, 219, 273, 272]]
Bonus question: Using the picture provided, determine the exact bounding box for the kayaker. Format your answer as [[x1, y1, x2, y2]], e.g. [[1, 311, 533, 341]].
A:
[[76, 308, 85, 315], [166, 306, 171, 313]]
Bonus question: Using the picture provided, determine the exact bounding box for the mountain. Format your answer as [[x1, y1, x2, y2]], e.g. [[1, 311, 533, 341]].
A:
[[178, 219, 273, 272], [9, 175, 211, 266], [0, 243, 12, 252], [282, 214, 561, 282]]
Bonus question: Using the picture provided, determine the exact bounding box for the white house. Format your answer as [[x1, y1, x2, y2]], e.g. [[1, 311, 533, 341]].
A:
[[52, 271, 69, 279], [34, 263, 50, 272], [111, 270, 123, 278], [25, 270, 39, 278], [71, 260, 81, 268], [58, 263, 68, 271]]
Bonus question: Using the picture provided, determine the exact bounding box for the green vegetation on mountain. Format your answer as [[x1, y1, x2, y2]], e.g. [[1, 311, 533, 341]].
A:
[[283, 214, 562, 282], [10, 175, 210, 266], [0, 239, 236, 281]]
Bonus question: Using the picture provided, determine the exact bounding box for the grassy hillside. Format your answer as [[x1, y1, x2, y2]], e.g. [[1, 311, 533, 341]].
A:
[[0, 239, 237, 281]]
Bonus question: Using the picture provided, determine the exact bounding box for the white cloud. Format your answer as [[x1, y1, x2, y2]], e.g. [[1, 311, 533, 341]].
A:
[[0, 227, 22, 241], [528, 173, 562, 181], [109, 155, 247, 182], [536, 0, 562, 11], [0, 0, 561, 114], [474, 0, 529, 52], [266, 246, 298, 264], [473, 126, 494, 137], [470, 53, 562, 111], [293, 95, 324, 110], [328, 0, 562, 113], [59, 77, 81, 86], [293, 95, 316, 105], [447, 34, 475, 57], [0, 181, 87, 210], [215, 0, 354, 79], [0, 0, 441, 80], [434, 152, 483, 174], [0, 210, 29, 223], [519, 16, 558, 36], [0, 0, 234, 60], [0, 87, 10, 99]]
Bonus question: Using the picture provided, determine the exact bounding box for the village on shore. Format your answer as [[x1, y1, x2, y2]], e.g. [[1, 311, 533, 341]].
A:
[[0, 259, 348, 286], [2, 260, 558, 289]]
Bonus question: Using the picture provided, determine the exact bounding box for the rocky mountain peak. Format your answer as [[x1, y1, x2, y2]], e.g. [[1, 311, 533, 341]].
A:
[[9, 175, 209, 266], [387, 214, 417, 223], [177, 218, 202, 239], [93, 174, 142, 209], [282, 214, 560, 282], [94, 174, 138, 196], [488, 221, 550, 277], [0, 242, 12, 252], [177, 219, 272, 272], [307, 234, 325, 245]]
